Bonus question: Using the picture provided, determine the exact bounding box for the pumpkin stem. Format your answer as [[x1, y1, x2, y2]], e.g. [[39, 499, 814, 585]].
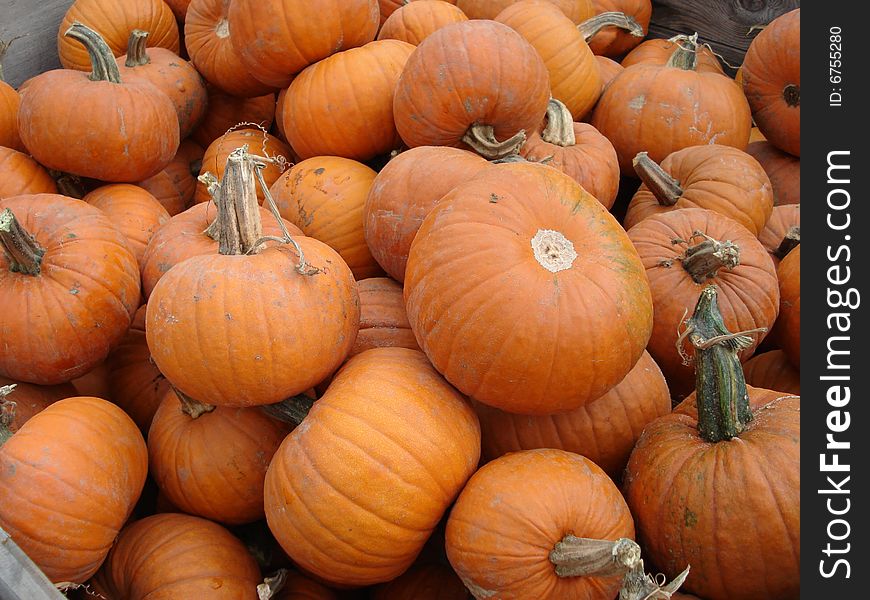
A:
[[676, 231, 739, 284], [491, 153, 531, 164], [216, 146, 264, 256], [0, 385, 17, 445], [124, 30, 151, 67], [677, 286, 767, 442], [260, 394, 316, 426], [257, 569, 289, 600], [541, 98, 576, 147], [64, 22, 122, 84], [0, 208, 45, 276], [632, 152, 683, 205], [782, 84, 800, 107], [198, 171, 223, 241], [462, 124, 527, 160], [550, 536, 641, 578], [773, 226, 800, 260], [665, 33, 699, 71], [173, 387, 215, 419], [619, 563, 691, 600], [578, 11, 644, 43]]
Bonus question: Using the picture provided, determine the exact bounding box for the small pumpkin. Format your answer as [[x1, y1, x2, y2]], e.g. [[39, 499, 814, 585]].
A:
[[184, 0, 276, 98], [1, 194, 140, 385], [269, 156, 381, 279], [363, 146, 489, 282], [228, 0, 380, 88], [137, 139, 204, 216], [117, 29, 208, 139], [625, 145, 774, 235], [0, 43, 23, 151], [372, 563, 471, 599], [0, 378, 76, 433], [351, 277, 421, 356], [0, 146, 58, 198], [58, 0, 180, 72], [741, 9, 800, 156], [772, 244, 800, 369], [457, 0, 594, 22], [746, 140, 800, 205], [742, 349, 800, 395], [758, 204, 799, 265], [378, 1, 469, 45], [587, 0, 651, 57], [0, 396, 148, 584], [404, 162, 653, 414], [393, 20, 550, 159], [620, 34, 724, 74], [189, 85, 276, 148], [21, 24, 180, 183], [264, 347, 481, 587], [379, 0, 459, 25]]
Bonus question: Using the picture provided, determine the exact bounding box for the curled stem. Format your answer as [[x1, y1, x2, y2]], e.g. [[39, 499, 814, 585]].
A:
[[462, 124, 527, 160], [579, 11, 644, 43]]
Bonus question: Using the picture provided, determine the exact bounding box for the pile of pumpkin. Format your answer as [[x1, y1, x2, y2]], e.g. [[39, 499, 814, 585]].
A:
[[0, 0, 800, 598]]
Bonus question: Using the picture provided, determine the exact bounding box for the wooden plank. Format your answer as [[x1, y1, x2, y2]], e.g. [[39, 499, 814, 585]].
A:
[[0, 526, 66, 600], [0, 0, 75, 88], [648, 0, 800, 75]]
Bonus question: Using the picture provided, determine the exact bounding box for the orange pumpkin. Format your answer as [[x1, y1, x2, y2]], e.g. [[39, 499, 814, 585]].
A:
[[379, 0, 459, 25], [742, 349, 800, 395], [772, 244, 800, 369], [269, 569, 339, 599], [137, 139, 204, 216], [363, 146, 489, 282], [0, 146, 58, 199], [165, 0, 192, 20], [269, 156, 381, 279], [595, 54, 624, 92], [371, 563, 470, 599], [264, 347, 481, 587], [746, 140, 800, 205], [1, 194, 140, 385], [620, 35, 724, 74], [0, 397, 147, 584], [457, 0, 594, 22], [228, 0, 380, 88], [741, 9, 800, 156], [189, 85, 275, 148], [758, 204, 799, 265], [70, 361, 112, 400], [587, 0, 651, 56], [404, 163, 653, 414], [378, 1, 469, 45], [351, 277, 420, 356], [0, 377, 76, 433], [0, 60, 23, 151], [58, 0, 180, 72], [393, 20, 550, 159]]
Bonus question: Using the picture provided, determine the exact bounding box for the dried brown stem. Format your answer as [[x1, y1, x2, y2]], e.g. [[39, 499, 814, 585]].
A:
[[633, 152, 683, 205], [463, 124, 527, 160]]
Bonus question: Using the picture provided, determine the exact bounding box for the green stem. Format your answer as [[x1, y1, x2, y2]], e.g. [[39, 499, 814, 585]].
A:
[[665, 33, 699, 71], [578, 11, 644, 43], [260, 395, 316, 426], [1, 208, 45, 276], [64, 22, 122, 83], [632, 152, 683, 206], [124, 30, 151, 67]]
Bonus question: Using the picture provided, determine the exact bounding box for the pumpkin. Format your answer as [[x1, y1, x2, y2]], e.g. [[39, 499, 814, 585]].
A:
[[58, 0, 180, 72], [70, 361, 112, 399], [184, 0, 276, 98], [137, 139, 204, 216], [519, 99, 620, 208], [165, 0, 193, 21], [772, 244, 800, 369], [457, 0, 594, 22], [0, 194, 140, 385], [83, 184, 171, 268], [372, 563, 471, 599], [0, 146, 58, 198], [89, 513, 262, 598], [742, 349, 800, 395], [445, 448, 637, 599], [140, 201, 301, 298], [378, 1, 469, 45], [625, 145, 774, 235], [269, 156, 381, 279], [147, 147, 360, 406], [20, 24, 180, 183], [405, 162, 653, 414], [148, 388, 291, 524], [758, 204, 799, 265], [363, 146, 489, 282], [741, 9, 800, 156], [264, 347, 481, 587], [379, 0, 459, 25], [626, 207, 780, 398], [587, 0, 651, 57], [351, 277, 421, 356], [228, 0, 380, 88], [475, 349, 670, 479], [592, 34, 751, 173], [623, 285, 800, 600], [393, 20, 550, 159], [0, 396, 147, 584], [0, 45, 23, 151], [280, 40, 414, 162], [117, 29, 208, 139], [746, 140, 800, 205], [104, 305, 169, 432], [190, 85, 276, 148], [620, 35, 724, 74], [595, 55, 624, 92], [195, 127, 292, 204], [0, 378, 76, 433], [267, 569, 339, 600]]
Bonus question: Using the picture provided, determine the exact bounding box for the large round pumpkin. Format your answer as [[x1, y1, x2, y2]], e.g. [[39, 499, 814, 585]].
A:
[[457, 0, 594, 22], [228, 0, 380, 88], [264, 347, 481, 587], [772, 244, 800, 369], [742, 349, 800, 395], [351, 277, 421, 357], [0, 146, 58, 199], [1, 194, 140, 385], [393, 20, 550, 159], [741, 9, 800, 156], [446, 448, 636, 599], [404, 163, 653, 414], [378, 1, 469, 45], [746, 140, 800, 205], [363, 146, 489, 282], [0, 377, 76, 433], [0, 396, 147, 584]]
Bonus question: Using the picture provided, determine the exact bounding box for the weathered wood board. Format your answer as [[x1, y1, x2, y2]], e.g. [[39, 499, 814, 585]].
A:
[[1, 0, 75, 88], [648, 0, 800, 76]]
